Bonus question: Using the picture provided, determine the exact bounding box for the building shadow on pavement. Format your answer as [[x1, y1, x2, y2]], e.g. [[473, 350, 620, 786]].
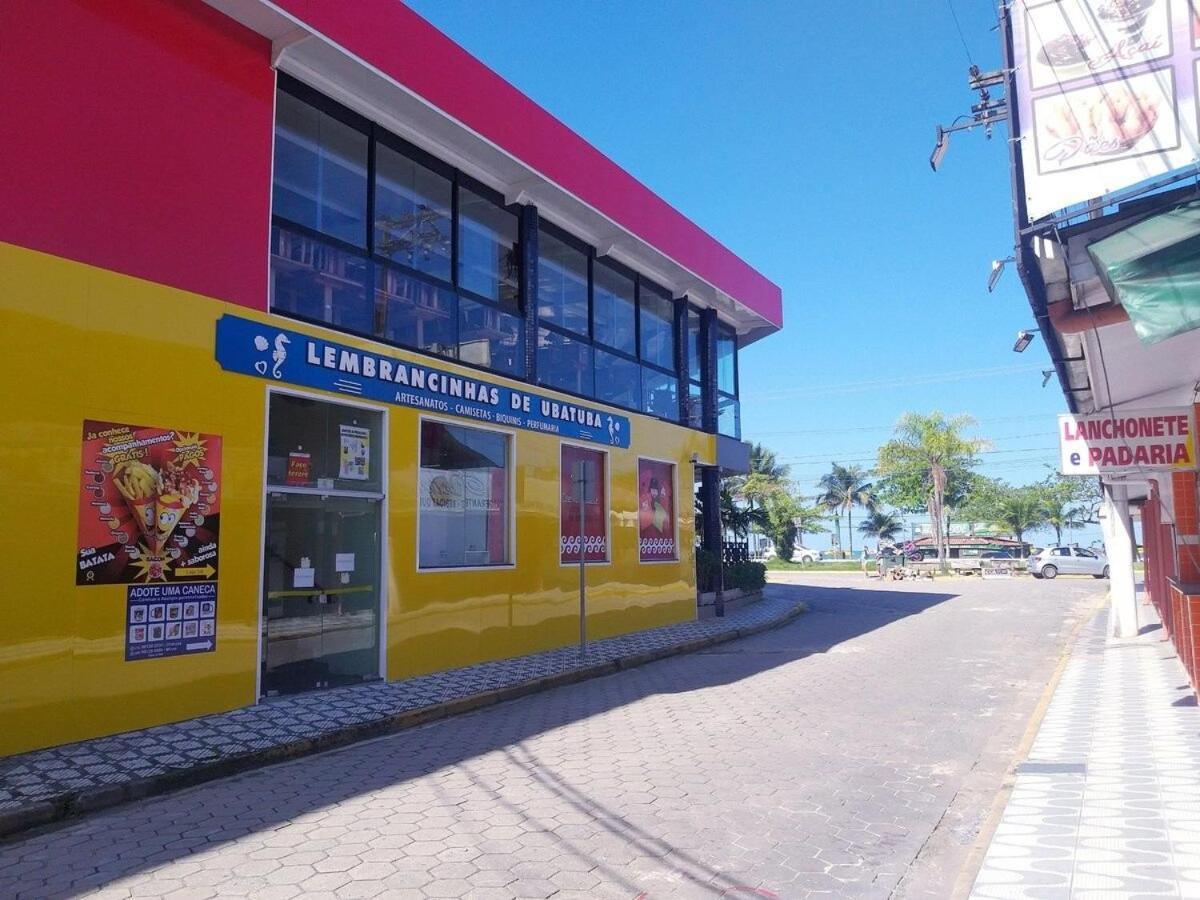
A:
[[0, 580, 960, 897]]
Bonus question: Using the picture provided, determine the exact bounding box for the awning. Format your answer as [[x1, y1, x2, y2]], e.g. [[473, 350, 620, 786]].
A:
[[1088, 199, 1200, 345]]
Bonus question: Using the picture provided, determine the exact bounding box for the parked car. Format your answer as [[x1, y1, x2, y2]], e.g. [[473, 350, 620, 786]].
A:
[[790, 545, 818, 564], [1028, 546, 1109, 579]]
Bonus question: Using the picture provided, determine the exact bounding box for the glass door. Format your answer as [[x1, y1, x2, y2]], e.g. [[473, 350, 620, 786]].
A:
[[262, 394, 385, 697]]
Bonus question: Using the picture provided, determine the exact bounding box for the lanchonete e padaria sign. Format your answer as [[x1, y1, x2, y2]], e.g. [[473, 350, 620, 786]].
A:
[[1058, 406, 1196, 474]]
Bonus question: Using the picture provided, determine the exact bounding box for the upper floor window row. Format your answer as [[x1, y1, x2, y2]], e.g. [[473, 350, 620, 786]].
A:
[[272, 83, 518, 311]]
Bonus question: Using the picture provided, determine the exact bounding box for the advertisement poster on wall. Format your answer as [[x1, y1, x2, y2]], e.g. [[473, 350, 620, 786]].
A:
[[560, 445, 607, 564], [76, 420, 221, 585], [1011, 0, 1200, 221], [638, 459, 677, 562], [339, 424, 370, 481], [125, 582, 217, 660]]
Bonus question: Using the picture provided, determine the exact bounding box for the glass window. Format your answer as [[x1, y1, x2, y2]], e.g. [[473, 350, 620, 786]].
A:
[[458, 187, 519, 306], [270, 226, 375, 336], [266, 393, 384, 493], [687, 308, 702, 382], [560, 445, 608, 564], [460, 296, 525, 378], [642, 366, 679, 421], [538, 328, 593, 397], [418, 421, 510, 568], [376, 265, 457, 360], [374, 143, 452, 281], [272, 90, 368, 247], [717, 394, 741, 439], [594, 349, 640, 410], [717, 326, 737, 396], [1075, 548, 1097, 558], [538, 229, 588, 335], [593, 262, 636, 354], [1052, 547, 1070, 556], [686, 381, 704, 429], [639, 283, 675, 371]]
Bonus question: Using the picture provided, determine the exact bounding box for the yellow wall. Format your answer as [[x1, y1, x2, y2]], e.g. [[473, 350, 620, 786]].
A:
[[0, 243, 714, 757]]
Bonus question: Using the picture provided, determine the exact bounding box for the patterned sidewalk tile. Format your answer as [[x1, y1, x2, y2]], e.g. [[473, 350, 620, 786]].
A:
[[0, 592, 802, 827], [970, 598, 1200, 898]]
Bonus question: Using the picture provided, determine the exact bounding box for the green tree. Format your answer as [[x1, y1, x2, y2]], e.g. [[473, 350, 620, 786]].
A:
[[748, 443, 790, 481], [792, 501, 830, 548], [817, 463, 877, 557], [1038, 474, 1098, 544], [763, 491, 801, 561], [991, 485, 1049, 555], [876, 412, 987, 571], [858, 510, 903, 543]]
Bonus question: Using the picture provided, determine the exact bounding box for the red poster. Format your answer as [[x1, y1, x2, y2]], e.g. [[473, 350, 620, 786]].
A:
[[285, 451, 311, 486], [638, 459, 677, 562], [76, 420, 222, 585], [560, 445, 607, 563]]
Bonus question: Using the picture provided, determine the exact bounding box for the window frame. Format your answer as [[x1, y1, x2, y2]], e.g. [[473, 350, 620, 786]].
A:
[[414, 414, 517, 572], [715, 320, 741, 439]]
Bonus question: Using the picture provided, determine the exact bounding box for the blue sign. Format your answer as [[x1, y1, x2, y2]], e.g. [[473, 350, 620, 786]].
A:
[[125, 583, 217, 661], [215, 315, 631, 448]]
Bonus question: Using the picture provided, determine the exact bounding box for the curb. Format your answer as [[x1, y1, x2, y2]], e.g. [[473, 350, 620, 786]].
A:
[[0, 599, 807, 842]]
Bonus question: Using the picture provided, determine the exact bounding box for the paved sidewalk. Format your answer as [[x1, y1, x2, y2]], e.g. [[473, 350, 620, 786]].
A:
[[0, 592, 803, 839], [970, 598, 1200, 898]]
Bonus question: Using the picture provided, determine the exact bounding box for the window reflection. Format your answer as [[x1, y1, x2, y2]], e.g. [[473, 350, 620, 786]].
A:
[[538, 229, 588, 335], [459, 187, 519, 306], [376, 265, 456, 359], [272, 91, 368, 247], [270, 226, 375, 336], [538, 328, 594, 397], [374, 143, 451, 281], [460, 297, 524, 378], [594, 349, 640, 411], [642, 367, 679, 421], [593, 262, 636, 354], [639, 284, 675, 371]]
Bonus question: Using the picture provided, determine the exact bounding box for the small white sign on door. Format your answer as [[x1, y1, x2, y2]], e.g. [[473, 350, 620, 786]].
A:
[[335, 553, 355, 573]]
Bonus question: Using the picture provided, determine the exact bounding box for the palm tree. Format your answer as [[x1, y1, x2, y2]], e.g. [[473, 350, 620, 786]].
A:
[[992, 487, 1048, 557], [858, 510, 903, 543], [818, 463, 876, 557], [876, 412, 987, 571], [749, 443, 789, 481]]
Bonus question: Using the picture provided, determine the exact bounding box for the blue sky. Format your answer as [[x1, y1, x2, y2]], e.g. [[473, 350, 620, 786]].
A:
[[406, 0, 1089, 545]]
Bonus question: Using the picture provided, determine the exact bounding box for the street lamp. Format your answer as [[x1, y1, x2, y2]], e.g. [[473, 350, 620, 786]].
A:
[[1013, 330, 1035, 353], [988, 257, 1014, 293]]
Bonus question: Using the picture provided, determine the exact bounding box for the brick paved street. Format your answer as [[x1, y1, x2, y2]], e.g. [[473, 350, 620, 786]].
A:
[[0, 575, 1102, 899]]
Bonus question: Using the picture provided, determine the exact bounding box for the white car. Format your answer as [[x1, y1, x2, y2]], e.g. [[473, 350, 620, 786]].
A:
[[1028, 546, 1109, 579], [790, 545, 818, 564]]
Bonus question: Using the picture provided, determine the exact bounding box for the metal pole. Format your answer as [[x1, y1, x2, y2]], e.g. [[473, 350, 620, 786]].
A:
[[576, 459, 587, 656]]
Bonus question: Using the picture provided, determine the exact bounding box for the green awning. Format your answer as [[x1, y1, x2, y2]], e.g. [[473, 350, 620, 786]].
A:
[[1088, 199, 1200, 345]]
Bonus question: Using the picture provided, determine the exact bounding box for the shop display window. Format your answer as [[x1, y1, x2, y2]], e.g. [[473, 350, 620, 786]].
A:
[[418, 421, 511, 568], [266, 393, 384, 493]]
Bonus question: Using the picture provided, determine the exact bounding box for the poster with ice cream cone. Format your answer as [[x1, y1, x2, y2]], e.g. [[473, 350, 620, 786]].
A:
[[76, 420, 222, 585]]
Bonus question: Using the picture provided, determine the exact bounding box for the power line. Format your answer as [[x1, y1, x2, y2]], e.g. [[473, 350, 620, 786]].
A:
[[947, 0, 976, 66], [744, 363, 1044, 401], [747, 413, 1055, 437]]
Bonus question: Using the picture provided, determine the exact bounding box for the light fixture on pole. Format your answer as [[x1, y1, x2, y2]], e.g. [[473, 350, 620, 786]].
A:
[[988, 257, 1015, 293], [1041, 369, 1054, 387], [930, 66, 1009, 171], [1013, 330, 1035, 353]]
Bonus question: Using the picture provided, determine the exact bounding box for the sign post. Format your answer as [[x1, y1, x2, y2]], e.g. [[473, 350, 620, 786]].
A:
[[574, 459, 587, 656]]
